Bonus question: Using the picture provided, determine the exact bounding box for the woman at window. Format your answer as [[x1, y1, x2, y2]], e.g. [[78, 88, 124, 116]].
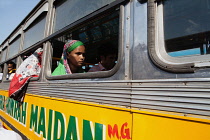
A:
[[52, 40, 85, 76]]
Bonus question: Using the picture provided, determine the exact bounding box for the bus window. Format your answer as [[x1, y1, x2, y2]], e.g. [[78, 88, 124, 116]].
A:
[[8, 36, 21, 59], [0, 65, 4, 82], [21, 46, 43, 61], [53, 0, 116, 32], [17, 47, 43, 81], [0, 47, 7, 63], [148, 0, 210, 73], [21, 52, 33, 61], [163, 1, 210, 57], [23, 13, 47, 50], [51, 10, 119, 76]]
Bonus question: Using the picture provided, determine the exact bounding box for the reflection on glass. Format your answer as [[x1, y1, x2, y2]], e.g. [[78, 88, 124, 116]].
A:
[[0, 48, 7, 62], [8, 37, 20, 59], [23, 14, 46, 50], [54, 0, 115, 32], [164, 0, 210, 57]]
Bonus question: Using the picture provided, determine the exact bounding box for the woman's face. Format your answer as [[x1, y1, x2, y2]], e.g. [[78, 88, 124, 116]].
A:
[[67, 45, 85, 68]]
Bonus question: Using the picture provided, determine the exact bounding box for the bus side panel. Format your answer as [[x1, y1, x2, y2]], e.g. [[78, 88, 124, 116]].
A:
[[132, 112, 210, 140], [0, 91, 132, 140]]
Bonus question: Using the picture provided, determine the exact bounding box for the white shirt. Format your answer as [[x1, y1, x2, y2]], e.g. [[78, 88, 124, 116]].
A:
[[0, 128, 22, 140]]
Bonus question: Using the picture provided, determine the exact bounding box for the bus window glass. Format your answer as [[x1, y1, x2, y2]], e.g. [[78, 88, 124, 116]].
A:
[[0, 64, 4, 81], [0, 48, 7, 62], [8, 37, 20, 59], [23, 13, 46, 50], [54, 0, 116, 32], [51, 11, 119, 75], [163, 0, 210, 57]]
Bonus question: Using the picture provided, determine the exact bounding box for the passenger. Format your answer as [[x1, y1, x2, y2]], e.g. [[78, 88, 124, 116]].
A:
[[52, 40, 85, 75], [88, 43, 117, 72], [0, 122, 22, 140], [7, 61, 16, 80], [9, 48, 43, 103]]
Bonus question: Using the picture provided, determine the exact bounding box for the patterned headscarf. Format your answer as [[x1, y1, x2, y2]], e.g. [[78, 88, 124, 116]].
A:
[[52, 40, 84, 75], [9, 48, 43, 102]]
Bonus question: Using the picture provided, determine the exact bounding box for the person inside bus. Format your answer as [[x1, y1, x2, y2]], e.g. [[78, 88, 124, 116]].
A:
[[88, 43, 117, 72], [7, 61, 16, 80], [0, 122, 22, 140], [52, 40, 85, 76]]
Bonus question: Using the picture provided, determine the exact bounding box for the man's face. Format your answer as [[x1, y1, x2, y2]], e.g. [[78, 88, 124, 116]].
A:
[[101, 54, 116, 70], [8, 64, 14, 72]]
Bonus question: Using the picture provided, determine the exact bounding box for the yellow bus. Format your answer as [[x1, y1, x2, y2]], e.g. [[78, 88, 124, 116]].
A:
[[1, 0, 210, 139]]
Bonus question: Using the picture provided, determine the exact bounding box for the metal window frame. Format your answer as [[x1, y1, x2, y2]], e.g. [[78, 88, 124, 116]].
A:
[[45, 1, 128, 80], [9, 28, 22, 44], [0, 1, 49, 82], [0, 42, 8, 63], [23, 3, 48, 31], [0, 2, 49, 64], [22, 12, 47, 51], [8, 35, 21, 60], [147, 0, 210, 73]]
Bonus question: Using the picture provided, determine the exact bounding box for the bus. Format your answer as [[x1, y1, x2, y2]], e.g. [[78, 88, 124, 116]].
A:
[[0, 0, 210, 139]]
